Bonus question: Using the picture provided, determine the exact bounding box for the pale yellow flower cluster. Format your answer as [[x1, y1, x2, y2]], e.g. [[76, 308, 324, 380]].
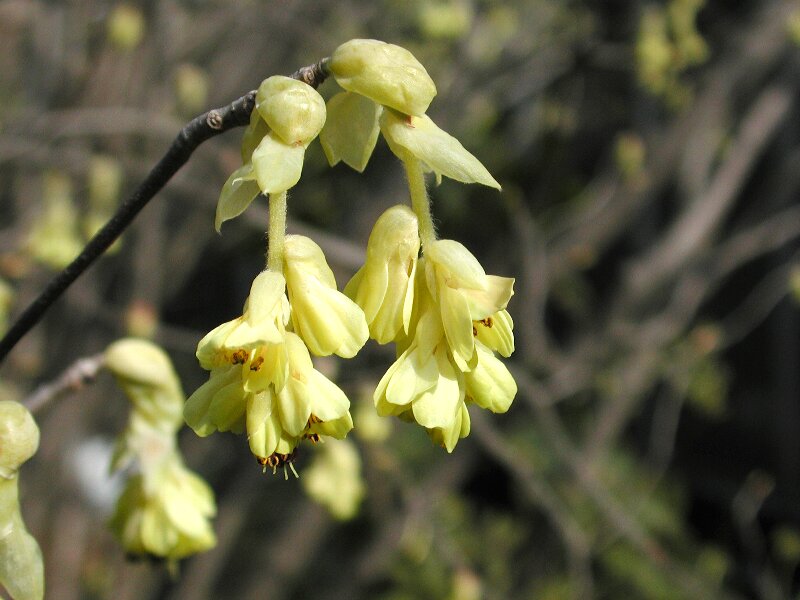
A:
[[105, 339, 216, 561], [184, 237, 367, 471], [195, 38, 515, 467], [346, 208, 516, 451]]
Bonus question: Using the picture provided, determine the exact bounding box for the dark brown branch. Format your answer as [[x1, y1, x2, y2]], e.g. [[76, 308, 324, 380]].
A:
[[0, 59, 330, 365]]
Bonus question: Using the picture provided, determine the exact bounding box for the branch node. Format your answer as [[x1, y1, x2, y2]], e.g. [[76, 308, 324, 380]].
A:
[[206, 109, 224, 130]]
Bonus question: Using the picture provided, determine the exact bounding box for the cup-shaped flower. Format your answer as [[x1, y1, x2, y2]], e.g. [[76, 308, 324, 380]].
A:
[[283, 235, 369, 358], [423, 239, 514, 371], [345, 205, 420, 344], [108, 454, 216, 561], [329, 39, 436, 117], [380, 109, 501, 189]]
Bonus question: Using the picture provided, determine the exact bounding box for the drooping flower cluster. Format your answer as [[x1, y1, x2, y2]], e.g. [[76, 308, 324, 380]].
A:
[[189, 38, 514, 468], [105, 339, 216, 561], [323, 39, 517, 451]]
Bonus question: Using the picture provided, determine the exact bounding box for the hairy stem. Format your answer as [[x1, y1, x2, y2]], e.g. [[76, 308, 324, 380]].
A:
[[266, 191, 288, 272], [404, 157, 437, 249]]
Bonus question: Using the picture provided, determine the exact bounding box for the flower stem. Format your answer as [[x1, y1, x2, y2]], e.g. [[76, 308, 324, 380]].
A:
[[404, 157, 436, 249], [267, 191, 287, 272]]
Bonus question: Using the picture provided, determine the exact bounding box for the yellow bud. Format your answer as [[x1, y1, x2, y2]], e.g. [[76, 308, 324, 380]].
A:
[[255, 76, 326, 146], [329, 39, 437, 116], [0, 401, 39, 477]]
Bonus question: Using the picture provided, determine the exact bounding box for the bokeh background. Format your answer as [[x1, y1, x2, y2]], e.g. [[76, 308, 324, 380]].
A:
[[2, 1, 800, 598]]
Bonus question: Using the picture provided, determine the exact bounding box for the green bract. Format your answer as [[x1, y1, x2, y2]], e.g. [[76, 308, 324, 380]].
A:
[[329, 39, 437, 116], [256, 76, 326, 145], [380, 109, 501, 189], [320, 92, 382, 172]]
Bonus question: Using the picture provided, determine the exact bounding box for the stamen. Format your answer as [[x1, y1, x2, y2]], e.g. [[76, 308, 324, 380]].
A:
[[232, 349, 248, 365], [249, 356, 264, 371]]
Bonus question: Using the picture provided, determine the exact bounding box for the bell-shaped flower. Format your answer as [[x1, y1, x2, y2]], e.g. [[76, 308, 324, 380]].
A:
[[345, 205, 419, 344], [247, 332, 353, 462], [0, 402, 43, 600], [380, 109, 500, 189], [284, 235, 369, 358], [108, 453, 216, 561], [423, 239, 514, 371], [329, 39, 436, 117]]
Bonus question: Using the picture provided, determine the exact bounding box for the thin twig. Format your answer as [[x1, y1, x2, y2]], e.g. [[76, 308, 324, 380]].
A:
[[23, 353, 106, 414], [0, 59, 331, 365]]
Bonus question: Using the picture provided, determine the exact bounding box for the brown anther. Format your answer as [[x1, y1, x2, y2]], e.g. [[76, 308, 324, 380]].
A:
[[481, 317, 493, 328], [249, 356, 264, 371], [231, 349, 248, 365], [472, 326, 478, 337], [306, 433, 321, 444], [307, 414, 322, 425]]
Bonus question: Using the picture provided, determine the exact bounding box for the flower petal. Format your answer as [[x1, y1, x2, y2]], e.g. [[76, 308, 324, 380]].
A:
[[465, 342, 516, 413]]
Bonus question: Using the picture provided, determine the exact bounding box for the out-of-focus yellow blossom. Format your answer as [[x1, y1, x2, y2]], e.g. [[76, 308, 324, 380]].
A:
[[108, 452, 216, 560], [284, 235, 368, 358], [27, 172, 83, 270], [301, 439, 365, 520], [344, 205, 420, 344], [105, 339, 217, 561], [0, 401, 44, 600]]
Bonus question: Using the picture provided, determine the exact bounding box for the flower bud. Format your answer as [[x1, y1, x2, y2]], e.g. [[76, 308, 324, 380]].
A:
[[0, 401, 39, 477], [256, 76, 326, 146], [329, 39, 437, 116]]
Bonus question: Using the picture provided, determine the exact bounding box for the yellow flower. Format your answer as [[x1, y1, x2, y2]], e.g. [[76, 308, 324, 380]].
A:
[[373, 250, 516, 451], [284, 235, 369, 358], [423, 240, 514, 371], [247, 332, 353, 462], [344, 205, 420, 344], [186, 268, 356, 470]]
